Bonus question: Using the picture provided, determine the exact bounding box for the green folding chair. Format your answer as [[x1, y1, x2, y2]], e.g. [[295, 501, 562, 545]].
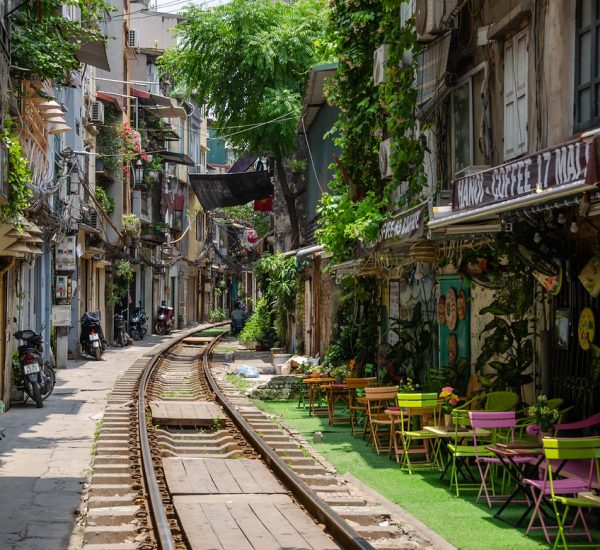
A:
[[393, 392, 442, 474], [543, 437, 600, 550]]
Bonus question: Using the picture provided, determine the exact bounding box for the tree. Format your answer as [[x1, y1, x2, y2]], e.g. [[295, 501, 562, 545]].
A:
[[159, 0, 329, 249]]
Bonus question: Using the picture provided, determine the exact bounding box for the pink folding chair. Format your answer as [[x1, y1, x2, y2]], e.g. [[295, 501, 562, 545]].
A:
[[469, 411, 531, 508], [523, 446, 594, 544]]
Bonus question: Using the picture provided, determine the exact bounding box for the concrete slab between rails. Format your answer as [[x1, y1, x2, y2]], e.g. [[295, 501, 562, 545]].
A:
[[342, 473, 456, 550]]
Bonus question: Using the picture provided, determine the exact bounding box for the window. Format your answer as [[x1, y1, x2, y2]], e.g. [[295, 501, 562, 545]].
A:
[[451, 79, 473, 174], [575, 0, 600, 130], [504, 29, 528, 159], [196, 212, 205, 242]]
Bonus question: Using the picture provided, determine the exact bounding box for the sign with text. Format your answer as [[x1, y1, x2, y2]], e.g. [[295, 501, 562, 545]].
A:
[[55, 235, 77, 271], [379, 203, 427, 243], [51, 305, 71, 327], [452, 140, 590, 212]]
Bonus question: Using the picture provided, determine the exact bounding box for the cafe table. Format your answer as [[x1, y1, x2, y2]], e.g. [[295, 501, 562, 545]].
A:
[[485, 442, 550, 527], [326, 382, 350, 425], [423, 425, 491, 481], [302, 377, 335, 416]]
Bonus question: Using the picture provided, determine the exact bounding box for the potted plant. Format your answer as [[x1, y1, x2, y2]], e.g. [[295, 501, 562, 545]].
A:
[[439, 386, 459, 428], [329, 363, 350, 384], [528, 395, 560, 438]]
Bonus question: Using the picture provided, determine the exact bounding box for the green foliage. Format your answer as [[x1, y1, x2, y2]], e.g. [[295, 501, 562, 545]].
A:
[[107, 259, 134, 307], [528, 395, 560, 431], [0, 126, 32, 226], [327, 276, 380, 369], [214, 204, 271, 238], [388, 301, 432, 384], [97, 109, 122, 180], [429, 358, 470, 395], [10, 0, 114, 83], [254, 253, 299, 345], [316, 0, 425, 261], [475, 277, 534, 393], [94, 186, 115, 216], [122, 214, 141, 238], [160, 0, 330, 158], [239, 297, 275, 345], [209, 308, 227, 323]]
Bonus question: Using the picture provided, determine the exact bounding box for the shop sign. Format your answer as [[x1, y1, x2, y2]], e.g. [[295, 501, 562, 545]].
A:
[[379, 203, 427, 243], [452, 140, 590, 212], [55, 235, 77, 271]]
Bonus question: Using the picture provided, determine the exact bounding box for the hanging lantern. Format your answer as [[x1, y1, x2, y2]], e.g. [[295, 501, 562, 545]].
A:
[[132, 159, 144, 188]]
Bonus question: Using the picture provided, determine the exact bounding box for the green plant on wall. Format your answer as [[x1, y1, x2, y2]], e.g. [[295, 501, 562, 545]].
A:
[[0, 125, 32, 227], [94, 186, 115, 216], [122, 214, 141, 238], [389, 301, 432, 384], [475, 274, 534, 395], [239, 297, 276, 346], [107, 259, 134, 307]]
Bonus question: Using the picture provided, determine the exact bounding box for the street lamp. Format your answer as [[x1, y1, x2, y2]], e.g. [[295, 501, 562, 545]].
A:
[[132, 158, 144, 188]]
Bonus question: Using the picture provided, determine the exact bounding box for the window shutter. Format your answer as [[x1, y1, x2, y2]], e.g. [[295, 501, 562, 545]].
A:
[[504, 30, 528, 159], [504, 39, 516, 159], [515, 30, 528, 156]]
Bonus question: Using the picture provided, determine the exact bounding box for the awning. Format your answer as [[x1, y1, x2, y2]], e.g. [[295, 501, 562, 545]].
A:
[[96, 91, 123, 111], [430, 137, 597, 229], [160, 151, 194, 166], [378, 202, 428, 245], [189, 171, 274, 211], [73, 38, 110, 71], [299, 62, 338, 133], [130, 88, 172, 107], [145, 98, 186, 118]]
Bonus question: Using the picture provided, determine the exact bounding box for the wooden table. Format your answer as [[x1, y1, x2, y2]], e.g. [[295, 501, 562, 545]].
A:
[[326, 383, 350, 425], [302, 377, 334, 416], [486, 443, 546, 527]]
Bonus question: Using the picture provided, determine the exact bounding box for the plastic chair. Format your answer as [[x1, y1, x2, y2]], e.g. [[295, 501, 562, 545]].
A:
[[394, 393, 442, 474], [538, 437, 600, 549], [364, 386, 398, 454], [455, 391, 519, 412], [446, 409, 481, 497], [469, 411, 531, 507], [346, 377, 377, 436]]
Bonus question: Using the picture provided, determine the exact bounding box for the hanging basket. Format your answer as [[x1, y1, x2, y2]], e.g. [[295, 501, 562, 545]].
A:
[[409, 240, 436, 263]]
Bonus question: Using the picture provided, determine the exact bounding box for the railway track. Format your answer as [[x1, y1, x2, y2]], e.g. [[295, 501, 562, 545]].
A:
[[82, 325, 444, 550]]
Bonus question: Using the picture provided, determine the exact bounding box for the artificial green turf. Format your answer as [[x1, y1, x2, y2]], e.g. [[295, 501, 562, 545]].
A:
[[253, 399, 551, 550]]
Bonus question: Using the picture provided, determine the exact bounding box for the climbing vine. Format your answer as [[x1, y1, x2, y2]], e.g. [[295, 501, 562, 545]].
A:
[[0, 125, 32, 227], [316, 0, 425, 262]]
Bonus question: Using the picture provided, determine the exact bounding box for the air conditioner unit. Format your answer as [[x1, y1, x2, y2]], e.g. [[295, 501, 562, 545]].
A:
[[88, 209, 99, 229], [379, 138, 393, 180], [127, 29, 140, 49], [89, 101, 104, 124], [415, 0, 458, 40], [454, 165, 490, 178], [373, 44, 390, 86]]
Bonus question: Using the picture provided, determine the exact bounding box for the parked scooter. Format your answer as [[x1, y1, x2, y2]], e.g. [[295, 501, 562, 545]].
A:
[[14, 325, 55, 408], [114, 308, 132, 347], [80, 311, 107, 360], [129, 303, 148, 341], [154, 302, 174, 335]]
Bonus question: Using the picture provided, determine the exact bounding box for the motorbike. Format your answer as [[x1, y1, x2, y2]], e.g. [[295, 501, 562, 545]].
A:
[[80, 311, 107, 360], [14, 326, 55, 408], [129, 303, 148, 341], [114, 308, 132, 347], [154, 303, 174, 335]]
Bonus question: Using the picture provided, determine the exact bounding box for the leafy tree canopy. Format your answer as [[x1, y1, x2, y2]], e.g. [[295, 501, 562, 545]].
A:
[[159, 0, 330, 158], [10, 0, 114, 83]]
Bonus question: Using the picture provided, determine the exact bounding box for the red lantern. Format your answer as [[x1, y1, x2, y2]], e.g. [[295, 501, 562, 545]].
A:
[[254, 197, 273, 212]]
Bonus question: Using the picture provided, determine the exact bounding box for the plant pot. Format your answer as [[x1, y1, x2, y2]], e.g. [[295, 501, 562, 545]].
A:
[[538, 429, 553, 440], [335, 376, 344, 384], [444, 413, 453, 429]]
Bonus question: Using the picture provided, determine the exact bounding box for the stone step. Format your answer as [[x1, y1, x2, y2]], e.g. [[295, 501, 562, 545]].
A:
[[86, 506, 138, 526], [353, 525, 400, 540], [298, 474, 338, 487], [87, 494, 135, 509], [320, 494, 366, 507], [84, 525, 137, 545], [92, 473, 131, 485], [330, 506, 390, 525], [89, 484, 134, 497]]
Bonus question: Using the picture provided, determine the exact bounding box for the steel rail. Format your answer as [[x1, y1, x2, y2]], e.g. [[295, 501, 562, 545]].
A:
[[202, 336, 374, 550], [138, 323, 228, 550]]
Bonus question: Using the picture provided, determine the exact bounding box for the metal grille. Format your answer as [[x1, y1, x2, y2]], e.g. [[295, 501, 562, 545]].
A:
[[548, 235, 599, 420]]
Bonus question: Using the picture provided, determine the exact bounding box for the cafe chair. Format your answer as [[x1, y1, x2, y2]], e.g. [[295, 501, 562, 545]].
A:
[[534, 437, 600, 549], [469, 411, 530, 507], [394, 392, 442, 474], [456, 391, 520, 413], [346, 377, 377, 436], [364, 386, 398, 454]]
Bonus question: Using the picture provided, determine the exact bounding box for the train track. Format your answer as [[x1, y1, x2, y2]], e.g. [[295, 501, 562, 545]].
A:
[[82, 325, 443, 550]]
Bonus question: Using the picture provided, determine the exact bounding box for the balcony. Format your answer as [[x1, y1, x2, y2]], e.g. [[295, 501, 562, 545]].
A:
[[132, 190, 152, 224]]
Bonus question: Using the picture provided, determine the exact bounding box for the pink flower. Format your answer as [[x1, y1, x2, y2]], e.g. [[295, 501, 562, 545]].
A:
[[450, 397, 458, 406], [441, 386, 454, 393]]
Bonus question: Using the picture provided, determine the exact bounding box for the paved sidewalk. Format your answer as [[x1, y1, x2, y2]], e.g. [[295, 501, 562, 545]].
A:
[[0, 332, 178, 550]]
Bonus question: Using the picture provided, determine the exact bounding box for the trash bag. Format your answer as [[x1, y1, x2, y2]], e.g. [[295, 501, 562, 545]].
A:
[[237, 365, 260, 378]]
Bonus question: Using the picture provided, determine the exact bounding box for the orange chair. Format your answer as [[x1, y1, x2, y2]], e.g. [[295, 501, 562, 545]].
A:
[[364, 386, 398, 454]]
